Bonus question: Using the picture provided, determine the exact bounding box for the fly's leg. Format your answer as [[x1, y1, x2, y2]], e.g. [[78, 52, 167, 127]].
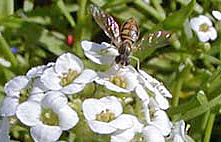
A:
[[129, 55, 140, 71]]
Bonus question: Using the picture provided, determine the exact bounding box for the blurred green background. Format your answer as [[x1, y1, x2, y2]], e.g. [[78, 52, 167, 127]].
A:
[[1, 0, 221, 141]]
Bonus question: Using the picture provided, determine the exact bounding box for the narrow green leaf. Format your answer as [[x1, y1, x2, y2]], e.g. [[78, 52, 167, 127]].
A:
[[159, 0, 196, 30], [0, 0, 14, 17]]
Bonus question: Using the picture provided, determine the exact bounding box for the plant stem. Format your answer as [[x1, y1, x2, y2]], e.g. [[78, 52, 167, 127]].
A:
[[172, 78, 183, 107], [203, 113, 216, 142], [57, 0, 76, 27]]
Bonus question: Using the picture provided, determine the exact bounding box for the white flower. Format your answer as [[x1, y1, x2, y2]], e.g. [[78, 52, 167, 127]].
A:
[[81, 40, 118, 65], [82, 96, 135, 134], [144, 99, 172, 136], [111, 115, 144, 142], [1, 64, 53, 117], [0, 57, 11, 67], [1, 76, 30, 117], [142, 125, 165, 142], [95, 65, 139, 93], [212, 10, 221, 21], [143, 0, 149, 4], [16, 91, 79, 142], [136, 70, 172, 110], [190, 15, 217, 42], [41, 52, 97, 95]]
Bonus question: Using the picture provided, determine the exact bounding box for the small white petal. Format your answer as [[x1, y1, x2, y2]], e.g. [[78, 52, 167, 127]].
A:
[[16, 101, 41, 126], [135, 85, 149, 102], [0, 58, 11, 67], [74, 69, 97, 84], [124, 72, 139, 91], [1, 97, 19, 117], [100, 96, 123, 117], [88, 120, 117, 134], [190, 17, 202, 31], [55, 53, 83, 74], [57, 105, 79, 130], [197, 32, 210, 42], [174, 134, 184, 142], [30, 123, 62, 142], [41, 91, 67, 113], [81, 40, 118, 65], [111, 129, 135, 142], [156, 84, 173, 98], [4, 76, 30, 97], [198, 15, 212, 26], [142, 125, 165, 142], [0, 117, 10, 142], [109, 114, 133, 130], [155, 93, 170, 110], [41, 67, 62, 90], [82, 98, 103, 120], [151, 110, 172, 136], [212, 10, 221, 21], [29, 92, 47, 103], [26, 65, 47, 79], [60, 83, 85, 95], [208, 27, 217, 40]]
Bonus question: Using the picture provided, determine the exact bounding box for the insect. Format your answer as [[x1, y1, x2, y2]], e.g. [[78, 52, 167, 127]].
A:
[[89, 4, 171, 69]]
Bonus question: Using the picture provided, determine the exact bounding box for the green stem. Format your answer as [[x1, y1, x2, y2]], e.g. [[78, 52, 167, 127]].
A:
[[57, 0, 76, 27], [75, 0, 88, 58], [0, 34, 18, 69], [203, 113, 216, 142], [171, 78, 183, 107], [201, 111, 210, 132], [133, 0, 164, 22]]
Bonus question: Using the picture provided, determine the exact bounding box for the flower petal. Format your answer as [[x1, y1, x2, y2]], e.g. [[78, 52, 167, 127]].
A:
[[88, 120, 117, 134], [82, 98, 105, 120], [74, 69, 97, 84], [55, 53, 83, 74], [100, 96, 123, 117], [81, 40, 118, 65], [16, 101, 41, 126], [135, 85, 149, 102], [208, 27, 217, 40], [190, 17, 202, 31], [155, 93, 170, 110], [212, 10, 221, 21], [151, 110, 172, 136], [198, 15, 212, 26], [142, 125, 165, 142], [4, 76, 30, 97], [61, 83, 85, 95], [1, 97, 19, 117], [30, 123, 62, 142], [197, 32, 210, 42], [57, 105, 79, 130], [41, 67, 62, 90], [41, 91, 67, 113]]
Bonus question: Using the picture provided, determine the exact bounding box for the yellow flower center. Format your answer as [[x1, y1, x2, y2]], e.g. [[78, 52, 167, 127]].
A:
[[199, 23, 209, 32], [19, 88, 31, 104], [96, 109, 115, 122], [59, 69, 79, 87], [109, 75, 127, 89], [41, 108, 59, 126]]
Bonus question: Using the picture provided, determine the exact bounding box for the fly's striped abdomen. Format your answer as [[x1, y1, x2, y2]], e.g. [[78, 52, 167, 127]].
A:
[[120, 18, 139, 44]]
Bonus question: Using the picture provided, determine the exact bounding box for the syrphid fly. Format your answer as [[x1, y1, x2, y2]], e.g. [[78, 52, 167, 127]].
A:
[[89, 4, 171, 69]]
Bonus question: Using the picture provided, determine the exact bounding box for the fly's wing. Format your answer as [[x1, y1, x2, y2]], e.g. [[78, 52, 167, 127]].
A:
[[135, 30, 171, 51], [89, 4, 121, 47]]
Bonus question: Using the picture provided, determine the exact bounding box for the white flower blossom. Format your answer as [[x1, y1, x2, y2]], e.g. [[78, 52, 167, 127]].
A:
[[81, 40, 118, 65], [212, 10, 221, 21], [1, 76, 30, 117], [136, 70, 172, 110], [95, 64, 139, 93], [142, 125, 165, 142], [16, 91, 79, 142], [82, 96, 136, 134], [41, 52, 97, 95], [190, 15, 217, 42], [1, 64, 53, 117]]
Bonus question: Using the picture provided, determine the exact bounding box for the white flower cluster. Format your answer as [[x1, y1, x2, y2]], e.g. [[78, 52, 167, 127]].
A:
[[0, 41, 192, 142]]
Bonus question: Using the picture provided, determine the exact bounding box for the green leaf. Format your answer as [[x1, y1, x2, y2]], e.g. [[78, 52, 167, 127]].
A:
[[158, 0, 196, 30]]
